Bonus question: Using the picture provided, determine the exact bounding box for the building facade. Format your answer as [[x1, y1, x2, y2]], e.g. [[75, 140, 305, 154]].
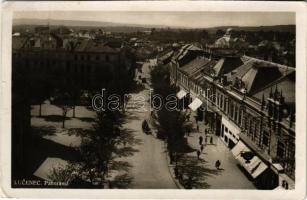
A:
[[12, 32, 136, 90], [168, 43, 295, 190]]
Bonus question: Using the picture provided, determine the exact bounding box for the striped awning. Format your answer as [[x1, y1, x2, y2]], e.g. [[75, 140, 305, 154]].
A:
[[176, 90, 187, 100], [231, 141, 268, 179]]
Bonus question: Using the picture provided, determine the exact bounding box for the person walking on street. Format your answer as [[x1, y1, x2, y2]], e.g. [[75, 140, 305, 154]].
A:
[[186, 113, 191, 121], [215, 160, 221, 170], [200, 144, 204, 152], [197, 150, 201, 160], [196, 124, 199, 132], [210, 136, 213, 144], [187, 129, 190, 136], [199, 136, 203, 145]]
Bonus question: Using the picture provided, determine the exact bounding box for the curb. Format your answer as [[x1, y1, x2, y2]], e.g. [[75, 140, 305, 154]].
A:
[[147, 113, 184, 189], [163, 143, 185, 189]]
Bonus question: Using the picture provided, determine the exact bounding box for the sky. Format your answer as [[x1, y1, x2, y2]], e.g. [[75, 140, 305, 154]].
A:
[[14, 11, 295, 28]]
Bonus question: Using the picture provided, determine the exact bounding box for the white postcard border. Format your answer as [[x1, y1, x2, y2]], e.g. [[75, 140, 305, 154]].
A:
[[0, 1, 306, 199]]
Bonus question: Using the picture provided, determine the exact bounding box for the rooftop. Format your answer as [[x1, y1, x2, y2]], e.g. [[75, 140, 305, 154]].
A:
[[180, 56, 210, 77], [213, 56, 244, 77], [74, 39, 120, 53], [227, 56, 295, 94], [12, 36, 28, 50]]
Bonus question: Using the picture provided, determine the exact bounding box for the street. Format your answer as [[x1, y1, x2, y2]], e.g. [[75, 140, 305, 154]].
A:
[[29, 61, 256, 189], [187, 132, 256, 189], [120, 62, 178, 188]]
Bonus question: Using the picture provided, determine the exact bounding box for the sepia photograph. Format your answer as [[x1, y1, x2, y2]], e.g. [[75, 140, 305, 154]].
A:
[[1, 1, 306, 198]]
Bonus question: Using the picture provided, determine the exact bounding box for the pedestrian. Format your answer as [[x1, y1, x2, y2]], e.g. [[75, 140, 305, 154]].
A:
[[199, 136, 203, 145], [174, 167, 179, 179], [196, 124, 199, 132], [186, 113, 190, 121], [187, 177, 192, 189], [210, 136, 213, 144], [197, 150, 201, 160], [200, 144, 204, 152], [215, 160, 221, 170]]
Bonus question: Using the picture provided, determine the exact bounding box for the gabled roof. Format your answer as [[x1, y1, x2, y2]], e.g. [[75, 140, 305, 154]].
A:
[[228, 56, 295, 94], [158, 50, 174, 64], [179, 56, 210, 77], [213, 56, 244, 77], [253, 71, 295, 108], [74, 39, 120, 53], [172, 44, 202, 61], [12, 36, 28, 50]]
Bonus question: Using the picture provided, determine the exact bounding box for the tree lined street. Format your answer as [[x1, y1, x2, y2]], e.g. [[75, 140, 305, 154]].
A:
[[120, 89, 177, 188]]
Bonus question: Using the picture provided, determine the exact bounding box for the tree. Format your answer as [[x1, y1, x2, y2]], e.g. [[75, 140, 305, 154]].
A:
[[26, 69, 54, 117], [50, 79, 140, 188], [73, 105, 138, 187], [215, 29, 225, 39], [52, 89, 73, 128], [67, 84, 82, 118], [150, 64, 192, 159], [176, 155, 220, 189], [48, 55, 139, 188]]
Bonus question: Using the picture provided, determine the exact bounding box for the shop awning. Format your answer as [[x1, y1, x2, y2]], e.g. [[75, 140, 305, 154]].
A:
[[231, 140, 249, 157], [231, 141, 268, 179], [273, 163, 284, 172], [188, 98, 203, 111], [176, 90, 187, 100]]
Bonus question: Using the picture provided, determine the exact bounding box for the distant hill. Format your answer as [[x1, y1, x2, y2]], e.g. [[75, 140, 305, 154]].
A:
[[204, 25, 295, 33], [13, 18, 164, 33], [13, 18, 295, 33]]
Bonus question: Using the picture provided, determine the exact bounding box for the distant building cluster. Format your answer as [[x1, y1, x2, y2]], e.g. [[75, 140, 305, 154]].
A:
[[204, 28, 295, 67], [161, 37, 295, 189]]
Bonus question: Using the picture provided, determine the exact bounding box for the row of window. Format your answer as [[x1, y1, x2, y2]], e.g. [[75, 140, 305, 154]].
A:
[[202, 87, 244, 127], [74, 54, 111, 62], [178, 72, 189, 88], [21, 60, 100, 74], [175, 65, 295, 179], [14, 52, 116, 63], [222, 124, 240, 142]]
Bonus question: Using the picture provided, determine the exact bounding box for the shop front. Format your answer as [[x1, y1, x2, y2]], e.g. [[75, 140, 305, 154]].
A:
[[231, 140, 279, 189], [221, 116, 240, 148]]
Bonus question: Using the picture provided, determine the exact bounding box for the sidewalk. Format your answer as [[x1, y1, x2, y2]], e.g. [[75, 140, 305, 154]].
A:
[[185, 112, 256, 189]]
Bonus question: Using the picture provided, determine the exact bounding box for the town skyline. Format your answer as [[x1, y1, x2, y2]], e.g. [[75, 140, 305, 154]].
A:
[[11, 9, 296, 191], [13, 11, 295, 29]]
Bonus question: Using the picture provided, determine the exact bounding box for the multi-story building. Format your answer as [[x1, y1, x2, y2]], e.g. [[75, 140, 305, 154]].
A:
[[169, 42, 295, 190], [12, 31, 136, 90], [11, 30, 137, 181]]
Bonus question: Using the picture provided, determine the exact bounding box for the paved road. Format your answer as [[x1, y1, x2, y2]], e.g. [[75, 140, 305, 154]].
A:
[[121, 62, 178, 189], [187, 112, 256, 189]]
